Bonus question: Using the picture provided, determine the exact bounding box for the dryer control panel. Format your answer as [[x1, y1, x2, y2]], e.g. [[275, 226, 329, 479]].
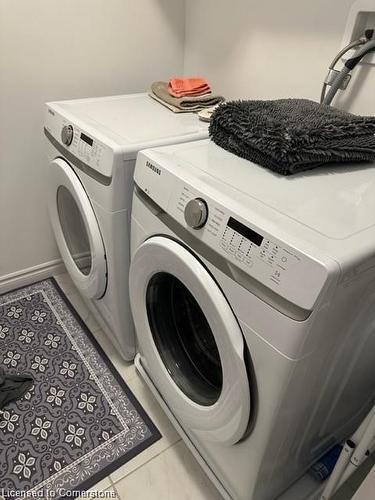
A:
[[67, 126, 105, 167], [45, 105, 114, 178]]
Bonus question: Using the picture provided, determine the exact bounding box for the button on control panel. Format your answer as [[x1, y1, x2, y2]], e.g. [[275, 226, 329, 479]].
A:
[[184, 198, 209, 229], [177, 187, 224, 238], [220, 218, 301, 287], [63, 122, 105, 168], [61, 124, 74, 146], [175, 184, 302, 291]]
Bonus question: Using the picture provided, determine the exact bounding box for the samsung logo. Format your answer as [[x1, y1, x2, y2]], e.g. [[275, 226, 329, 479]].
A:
[[146, 161, 161, 175]]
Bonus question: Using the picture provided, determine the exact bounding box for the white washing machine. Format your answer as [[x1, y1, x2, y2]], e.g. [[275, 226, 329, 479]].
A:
[[44, 93, 208, 360], [129, 140, 375, 500]]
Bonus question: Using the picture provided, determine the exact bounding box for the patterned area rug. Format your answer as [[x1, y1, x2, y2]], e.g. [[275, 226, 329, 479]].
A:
[[0, 278, 160, 498]]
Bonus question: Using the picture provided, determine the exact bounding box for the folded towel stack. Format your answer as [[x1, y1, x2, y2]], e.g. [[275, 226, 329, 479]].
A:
[[209, 98, 375, 176], [168, 78, 211, 97], [150, 79, 225, 113]]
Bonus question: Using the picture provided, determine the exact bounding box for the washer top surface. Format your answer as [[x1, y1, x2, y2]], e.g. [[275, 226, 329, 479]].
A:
[[151, 140, 375, 241], [48, 93, 208, 159]]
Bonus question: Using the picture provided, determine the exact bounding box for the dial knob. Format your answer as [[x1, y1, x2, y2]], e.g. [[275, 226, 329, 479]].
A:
[[61, 125, 74, 146], [184, 198, 209, 229]]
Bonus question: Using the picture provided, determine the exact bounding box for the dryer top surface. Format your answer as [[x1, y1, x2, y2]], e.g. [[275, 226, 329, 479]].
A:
[[48, 93, 208, 160]]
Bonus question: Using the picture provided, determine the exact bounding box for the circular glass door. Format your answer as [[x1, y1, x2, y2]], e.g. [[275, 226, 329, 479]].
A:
[[147, 272, 223, 406], [130, 236, 251, 445], [57, 186, 92, 276], [48, 158, 107, 299]]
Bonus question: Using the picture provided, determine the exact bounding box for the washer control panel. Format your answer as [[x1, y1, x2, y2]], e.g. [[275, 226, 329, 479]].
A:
[[173, 185, 327, 311], [219, 215, 301, 288], [134, 151, 330, 312]]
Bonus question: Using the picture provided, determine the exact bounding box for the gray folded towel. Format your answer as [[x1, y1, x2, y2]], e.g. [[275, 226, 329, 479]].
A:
[[0, 369, 33, 410], [150, 81, 225, 113], [209, 99, 375, 175]]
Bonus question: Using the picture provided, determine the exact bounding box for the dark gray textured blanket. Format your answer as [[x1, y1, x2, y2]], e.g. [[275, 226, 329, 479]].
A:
[[209, 99, 375, 175]]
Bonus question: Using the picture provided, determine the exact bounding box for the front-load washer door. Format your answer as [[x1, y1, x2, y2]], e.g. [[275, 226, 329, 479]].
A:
[[130, 236, 251, 445], [49, 158, 107, 299]]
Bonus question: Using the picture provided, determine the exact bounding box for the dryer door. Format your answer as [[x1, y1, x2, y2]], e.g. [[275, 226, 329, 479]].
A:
[[49, 158, 107, 299], [130, 236, 251, 445]]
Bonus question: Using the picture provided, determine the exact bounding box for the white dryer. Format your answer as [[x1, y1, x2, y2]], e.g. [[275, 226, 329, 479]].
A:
[[129, 140, 375, 500], [44, 94, 208, 360]]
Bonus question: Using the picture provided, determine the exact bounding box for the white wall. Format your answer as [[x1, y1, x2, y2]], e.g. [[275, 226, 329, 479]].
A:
[[4, 0, 375, 284], [184, 0, 375, 115], [0, 0, 185, 282]]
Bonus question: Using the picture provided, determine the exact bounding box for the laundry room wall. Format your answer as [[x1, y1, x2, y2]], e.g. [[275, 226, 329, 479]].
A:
[[0, 0, 185, 289], [183, 0, 375, 115]]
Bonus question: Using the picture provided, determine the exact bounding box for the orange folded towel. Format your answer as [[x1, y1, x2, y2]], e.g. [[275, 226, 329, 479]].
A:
[[168, 77, 211, 98], [170, 87, 211, 97]]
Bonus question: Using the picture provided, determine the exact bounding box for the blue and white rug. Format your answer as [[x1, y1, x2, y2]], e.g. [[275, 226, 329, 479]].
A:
[[0, 278, 160, 498]]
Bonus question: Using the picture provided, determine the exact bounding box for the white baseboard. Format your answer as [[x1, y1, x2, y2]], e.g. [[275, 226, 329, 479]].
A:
[[0, 259, 66, 294]]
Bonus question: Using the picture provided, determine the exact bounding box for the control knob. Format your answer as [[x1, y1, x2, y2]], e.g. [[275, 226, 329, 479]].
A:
[[184, 198, 209, 229], [61, 125, 74, 146]]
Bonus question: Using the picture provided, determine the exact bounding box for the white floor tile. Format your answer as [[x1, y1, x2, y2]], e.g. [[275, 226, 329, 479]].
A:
[[106, 487, 119, 499], [94, 477, 112, 491], [346, 455, 374, 494], [114, 440, 222, 500], [78, 476, 112, 499], [90, 326, 136, 383], [331, 483, 356, 500], [110, 374, 180, 483], [352, 464, 375, 499]]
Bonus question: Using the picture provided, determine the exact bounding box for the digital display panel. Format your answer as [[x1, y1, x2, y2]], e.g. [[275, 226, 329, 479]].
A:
[[80, 133, 93, 146], [228, 217, 264, 246]]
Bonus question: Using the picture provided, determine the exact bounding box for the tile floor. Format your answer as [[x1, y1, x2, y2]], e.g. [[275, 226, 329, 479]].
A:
[[53, 272, 373, 500]]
